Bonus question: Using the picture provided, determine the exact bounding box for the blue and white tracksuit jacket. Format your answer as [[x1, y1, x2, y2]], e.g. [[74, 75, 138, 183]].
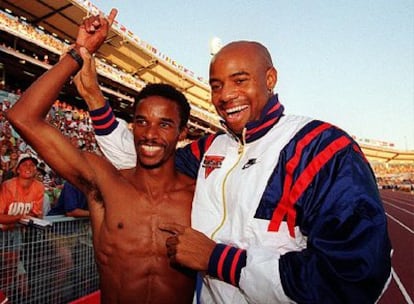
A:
[[90, 95, 392, 304]]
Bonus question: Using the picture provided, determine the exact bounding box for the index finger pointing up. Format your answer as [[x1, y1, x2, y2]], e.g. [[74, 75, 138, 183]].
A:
[[107, 8, 118, 27]]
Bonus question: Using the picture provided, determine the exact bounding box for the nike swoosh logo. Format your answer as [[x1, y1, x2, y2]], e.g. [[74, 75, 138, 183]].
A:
[[242, 158, 257, 169]]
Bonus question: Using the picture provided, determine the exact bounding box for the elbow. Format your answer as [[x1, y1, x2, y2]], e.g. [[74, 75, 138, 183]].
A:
[[5, 104, 38, 135], [5, 106, 27, 131], [5, 106, 18, 124]]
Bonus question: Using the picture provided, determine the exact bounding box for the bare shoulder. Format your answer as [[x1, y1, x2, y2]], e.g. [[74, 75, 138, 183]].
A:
[[73, 152, 120, 195], [83, 152, 119, 176], [84, 151, 114, 166], [176, 172, 195, 193]]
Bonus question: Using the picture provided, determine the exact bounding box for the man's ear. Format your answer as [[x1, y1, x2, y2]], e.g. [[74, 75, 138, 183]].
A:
[[266, 67, 277, 91], [179, 126, 188, 142]]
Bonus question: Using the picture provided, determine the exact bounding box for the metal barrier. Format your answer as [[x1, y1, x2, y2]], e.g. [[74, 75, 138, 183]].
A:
[[0, 216, 99, 303]]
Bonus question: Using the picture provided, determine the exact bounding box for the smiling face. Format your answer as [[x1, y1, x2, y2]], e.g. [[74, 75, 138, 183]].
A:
[[132, 96, 186, 169], [17, 159, 38, 180], [209, 41, 277, 135]]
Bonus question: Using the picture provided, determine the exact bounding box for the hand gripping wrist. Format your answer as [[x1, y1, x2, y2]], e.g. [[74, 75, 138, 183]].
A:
[[67, 48, 84, 68]]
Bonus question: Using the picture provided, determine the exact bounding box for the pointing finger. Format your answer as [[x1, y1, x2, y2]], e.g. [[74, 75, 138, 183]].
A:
[[159, 223, 185, 235], [107, 8, 118, 26], [165, 235, 179, 247]]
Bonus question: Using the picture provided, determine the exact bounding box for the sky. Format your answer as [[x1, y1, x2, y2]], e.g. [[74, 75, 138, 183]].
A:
[[92, 0, 414, 150]]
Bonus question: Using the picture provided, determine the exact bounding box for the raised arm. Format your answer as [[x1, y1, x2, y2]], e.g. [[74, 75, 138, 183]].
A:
[[72, 50, 136, 169], [6, 9, 117, 191], [6, 48, 94, 191], [72, 8, 135, 169]]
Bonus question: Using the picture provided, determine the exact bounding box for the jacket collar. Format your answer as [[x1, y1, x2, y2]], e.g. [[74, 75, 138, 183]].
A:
[[220, 94, 285, 144]]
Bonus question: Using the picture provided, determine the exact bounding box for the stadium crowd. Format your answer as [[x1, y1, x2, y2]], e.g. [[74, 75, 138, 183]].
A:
[[0, 91, 102, 209], [372, 162, 414, 191]]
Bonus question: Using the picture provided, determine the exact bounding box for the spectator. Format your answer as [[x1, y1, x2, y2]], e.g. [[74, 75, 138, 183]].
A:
[[0, 110, 6, 131], [0, 153, 44, 227], [0, 153, 44, 299], [0, 140, 10, 173], [48, 181, 89, 217], [1, 122, 16, 147], [35, 165, 52, 216], [2, 148, 19, 181]]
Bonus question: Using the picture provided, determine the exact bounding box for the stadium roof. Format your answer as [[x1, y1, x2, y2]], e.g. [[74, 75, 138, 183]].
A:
[[0, 0, 218, 122], [360, 144, 414, 163]]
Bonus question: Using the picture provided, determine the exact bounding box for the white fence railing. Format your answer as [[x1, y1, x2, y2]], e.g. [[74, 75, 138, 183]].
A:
[[0, 216, 98, 303]]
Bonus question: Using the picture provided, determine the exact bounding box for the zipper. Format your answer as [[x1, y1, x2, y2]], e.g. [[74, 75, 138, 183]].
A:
[[210, 129, 246, 239]]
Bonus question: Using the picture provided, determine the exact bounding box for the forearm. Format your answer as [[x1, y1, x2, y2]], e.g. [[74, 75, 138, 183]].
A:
[[7, 48, 81, 125], [74, 60, 106, 110], [0, 214, 22, 225], [66, 208, 90, 217]]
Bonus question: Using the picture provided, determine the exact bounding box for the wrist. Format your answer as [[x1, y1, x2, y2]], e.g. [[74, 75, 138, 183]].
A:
[[89, 101, 119, 135], [67, 47, 83, 68], [82, 92, 106, 108], [207, 243, 247, 287]]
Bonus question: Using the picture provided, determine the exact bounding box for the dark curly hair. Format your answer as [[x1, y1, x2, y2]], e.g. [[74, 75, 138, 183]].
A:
[[134, 83, 190, 130]]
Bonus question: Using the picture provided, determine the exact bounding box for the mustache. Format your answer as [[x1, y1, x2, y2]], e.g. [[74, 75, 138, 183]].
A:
[[136, 139, 164, 147]]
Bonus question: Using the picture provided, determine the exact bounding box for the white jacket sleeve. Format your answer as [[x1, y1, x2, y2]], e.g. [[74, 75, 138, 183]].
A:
[[95, 118, 136, 169]]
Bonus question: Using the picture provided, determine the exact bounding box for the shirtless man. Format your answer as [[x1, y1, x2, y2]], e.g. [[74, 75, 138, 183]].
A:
[[6, 10, 196, 303]]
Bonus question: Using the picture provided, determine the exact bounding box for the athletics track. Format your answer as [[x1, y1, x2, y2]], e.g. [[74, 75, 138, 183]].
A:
[[378, 190, 413, 304]]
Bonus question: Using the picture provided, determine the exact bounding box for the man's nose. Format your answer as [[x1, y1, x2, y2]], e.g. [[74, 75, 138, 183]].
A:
[[143, 124, 159, 139], [220, 84, 238, 103]]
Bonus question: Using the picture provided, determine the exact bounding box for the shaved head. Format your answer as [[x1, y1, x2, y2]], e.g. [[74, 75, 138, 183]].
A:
[[211, 41, 274, 70]]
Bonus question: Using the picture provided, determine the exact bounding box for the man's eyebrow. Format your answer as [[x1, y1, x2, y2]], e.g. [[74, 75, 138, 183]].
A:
[[160, 117, 175, 124], [134, 115, 175, 124], [230, 71, 249, 78], [209, 77, 220, 84], [209, 71, 249, 84]]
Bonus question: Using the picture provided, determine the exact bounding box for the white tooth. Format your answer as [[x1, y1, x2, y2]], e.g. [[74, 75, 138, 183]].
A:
[[226, 105, 247, 114], [142, 145, 161, 152]]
